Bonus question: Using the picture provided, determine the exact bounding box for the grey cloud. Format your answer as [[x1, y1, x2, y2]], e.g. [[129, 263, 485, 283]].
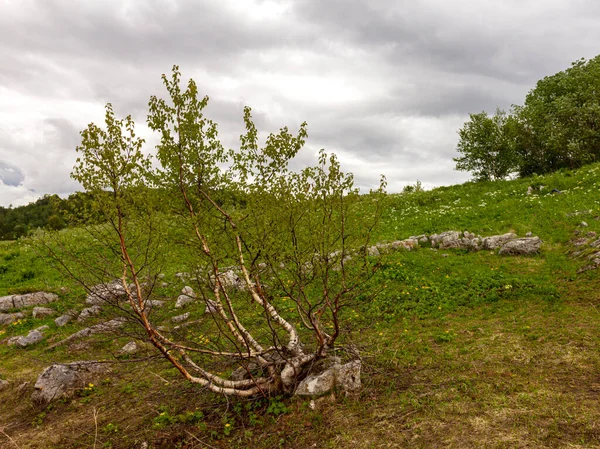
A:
[[43, 118, 81, 151], [291, 0, 600, 84], [0, 161, 25, 186], [1, 0, 600, 208]]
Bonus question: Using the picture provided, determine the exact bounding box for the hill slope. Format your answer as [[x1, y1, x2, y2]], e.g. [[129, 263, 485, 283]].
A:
[[1, 163, 599, 448]]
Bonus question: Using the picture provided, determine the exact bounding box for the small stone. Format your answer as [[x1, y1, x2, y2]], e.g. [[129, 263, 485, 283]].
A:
[[526, 232, 532, 237], [55, 314, 74, 327], [145, 300, 164, 309], [17, 381, 30, 394], [181, 286, 195, 296], [10, 329, 45, 347], [205, 299, 219, 315], [0, 312, 25, 326], [78, 305, 102, 322], [581, 221, 588, 227], [120, 341, 138, 354], [86, 281, 127, 305], [176, 287, 197, 308], [366, 246, 380, 257], [441, 253, 449, 258], [172, 312, 190, 323], [33, 307, 56, 319], [0, 379, 8, 391]]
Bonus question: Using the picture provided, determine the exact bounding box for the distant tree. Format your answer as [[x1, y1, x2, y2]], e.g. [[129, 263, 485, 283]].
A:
[[453, 109, 519, 181], [514, 56, 600, 177], [47, 66, 385, 397]]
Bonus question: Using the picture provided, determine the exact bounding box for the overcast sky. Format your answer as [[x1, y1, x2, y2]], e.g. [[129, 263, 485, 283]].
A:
[[1, 0, 599, 207]]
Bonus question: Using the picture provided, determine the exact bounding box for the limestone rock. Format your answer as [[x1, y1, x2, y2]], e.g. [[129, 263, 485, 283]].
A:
[[0, 292, 59, 312], [31, 361, 108, 403], [0, 312, 25, 326], [215, 270, 246, 290], [366, 245, 380, 257], [172, 312, 190, 323], [295, 367, 336, 396], [77, 305, 102, 322], [120, 341, 138, 354], [49, 318, 126, 349], [86, 281, 127, 305], [482, 233, 517, 250], [430, 231, 461, 249], [145, 300, 164, 309], [498, 237, 542, 256], [204, 299, 219, 315], [175, 286, 196, 308], [335, 360, 362, 392], [295, 360, 362, 396], [55, 313, 75, 327], [8, 327, 47, 347], [0, 379, 8, 391], [33, 307, 56, 319]]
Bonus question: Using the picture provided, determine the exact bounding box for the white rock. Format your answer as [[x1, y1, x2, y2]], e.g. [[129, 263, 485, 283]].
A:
[[295, 360, 361, 396]]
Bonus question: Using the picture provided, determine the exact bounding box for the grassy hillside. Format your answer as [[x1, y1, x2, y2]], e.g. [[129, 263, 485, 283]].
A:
[[1, 163, 599, 448]]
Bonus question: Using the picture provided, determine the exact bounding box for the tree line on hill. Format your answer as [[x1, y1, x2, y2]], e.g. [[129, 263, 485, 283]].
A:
[[454, 55, 600, 181], [0, 193, 99, 240], [0, 189, 247, 241]]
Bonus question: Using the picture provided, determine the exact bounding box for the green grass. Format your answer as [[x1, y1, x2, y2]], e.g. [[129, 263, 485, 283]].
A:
[[1, 163, 600, 448]]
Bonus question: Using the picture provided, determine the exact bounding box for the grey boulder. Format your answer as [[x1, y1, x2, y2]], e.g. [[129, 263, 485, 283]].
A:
[[498, 237, 542, 255], [31, 361, 108, 403], [0, 292, 59, 312]]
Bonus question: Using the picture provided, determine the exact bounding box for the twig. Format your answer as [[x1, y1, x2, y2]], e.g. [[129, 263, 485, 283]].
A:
[[184, 430, 219, 449], [93, 407, 99, 449], [149, 371, 170, 384], [0, 428, 22, 449]]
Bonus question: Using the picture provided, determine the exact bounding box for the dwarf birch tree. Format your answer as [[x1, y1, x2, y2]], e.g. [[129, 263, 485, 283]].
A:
[[67, 66, 385, 397]]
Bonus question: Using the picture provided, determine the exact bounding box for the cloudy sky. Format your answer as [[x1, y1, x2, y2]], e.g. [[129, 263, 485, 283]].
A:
[[1, 0, 599, 207]]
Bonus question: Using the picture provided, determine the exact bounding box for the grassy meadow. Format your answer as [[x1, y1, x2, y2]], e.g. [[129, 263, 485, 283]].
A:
[[1, 163, 600, 448]]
